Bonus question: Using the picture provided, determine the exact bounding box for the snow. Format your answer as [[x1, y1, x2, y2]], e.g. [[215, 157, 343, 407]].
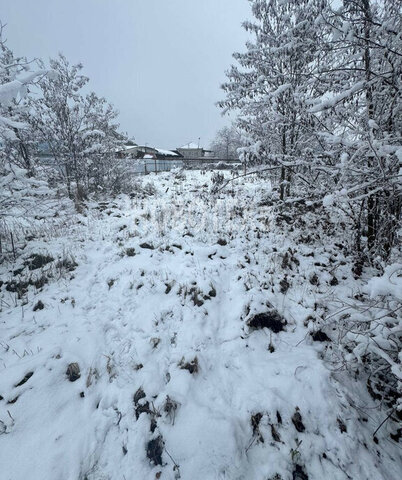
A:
[[0, 70, 49, 106], [82, 129, 106, 140], [309, 81, 365, 113], [179, 142, 200, 149], [0, 171, 401, 480], [0, 115, 27, 130], [156, 148, 179, 157], [366, 263, 402, 301]]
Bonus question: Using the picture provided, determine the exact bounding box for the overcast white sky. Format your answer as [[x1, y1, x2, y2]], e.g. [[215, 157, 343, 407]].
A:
[[1, 0, 251, 149]]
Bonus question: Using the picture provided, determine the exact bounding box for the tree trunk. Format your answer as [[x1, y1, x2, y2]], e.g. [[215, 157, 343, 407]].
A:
[[280, 129, 287, 201], [362, 0, 377, 254]]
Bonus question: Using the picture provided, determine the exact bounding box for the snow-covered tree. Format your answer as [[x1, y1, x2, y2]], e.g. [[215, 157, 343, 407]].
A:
[[210, 124, 244, 160], [221, 0, 401, 258], [220, 0, 328, 199], [220, 0, 402, 419], [310, 0, 402, 259], [30, 54, 126, 199], [0, 23, 49, 173], [0, 24, 52, 246]]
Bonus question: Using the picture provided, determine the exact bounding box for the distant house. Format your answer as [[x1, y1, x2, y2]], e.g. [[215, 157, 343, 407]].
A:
[[117, 144, 182, 160], [132, 146, 158, 158], [176, 142, 213, 159], [154, 148, 183, 160], [116, 144, 138, 158]]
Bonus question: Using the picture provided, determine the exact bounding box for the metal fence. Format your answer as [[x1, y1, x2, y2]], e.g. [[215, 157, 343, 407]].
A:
[[131, 157, 241, 174]]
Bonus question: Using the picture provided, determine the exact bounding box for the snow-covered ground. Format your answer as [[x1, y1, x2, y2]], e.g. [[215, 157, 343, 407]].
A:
[[0, 171, 401, 480]]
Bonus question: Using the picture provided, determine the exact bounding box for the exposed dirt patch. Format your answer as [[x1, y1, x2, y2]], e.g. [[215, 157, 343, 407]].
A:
[[247, 311, 287, 333]]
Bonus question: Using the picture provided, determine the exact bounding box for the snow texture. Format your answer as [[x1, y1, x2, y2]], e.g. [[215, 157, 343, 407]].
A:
[[0, 172, 401, 480]]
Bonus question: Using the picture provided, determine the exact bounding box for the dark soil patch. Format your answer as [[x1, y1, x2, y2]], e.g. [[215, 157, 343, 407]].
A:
[[134, 387, 146, 405], [390, 428, 401, 443], [146, 436, 164, 466], [311, 330, 331, 342], [292, 408, 305, 433], [179, 357, 198, 374], [6, 280, 29, 296], [271, 424, 281, 442], [6, 274, 49, 297], [208, 286, 216, 297], [31, 275, 48, 290], [276, 214, 293, 225], [66, 363, 81, 382], [55, 258, 78, 271], [133, 387, 151, 419], [247, 311, 286, 333], [140, 242, 155, 250], [135, 401, 151, 419], [33, 300, 44, 311], [280, 277, 290, 294], [293, 465, 308, 480], [329, 276, 339, 286], [25, 254, 54, 270], [337, 418, 347, 433], [150, 418, 158, 433], [251, 412, 263, 436]]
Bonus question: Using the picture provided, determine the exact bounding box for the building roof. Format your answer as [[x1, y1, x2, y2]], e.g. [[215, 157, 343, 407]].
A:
[[179, 142, 201, 150], [155, 148, 180, 157], [115, 144, 138, 153]]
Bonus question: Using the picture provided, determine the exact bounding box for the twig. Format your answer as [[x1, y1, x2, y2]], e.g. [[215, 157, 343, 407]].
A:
[[164, 447, 181, 476], [372, 408, 395, 438]]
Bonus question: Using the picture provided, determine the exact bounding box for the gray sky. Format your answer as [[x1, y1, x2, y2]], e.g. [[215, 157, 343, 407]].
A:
[[1, 0, 250, 149]]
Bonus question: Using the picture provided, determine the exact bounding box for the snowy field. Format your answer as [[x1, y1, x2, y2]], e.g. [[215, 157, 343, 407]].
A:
[[0, 171, 401, 480]]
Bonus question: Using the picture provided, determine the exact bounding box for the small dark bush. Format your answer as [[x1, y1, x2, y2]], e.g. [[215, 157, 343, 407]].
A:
[[179, 356, 199, 374], [311, 330, 331, 342], [146, 436, 164, 466], [33, 300, 44, 311], [66, 363, 81, 382], [140, 242, 155, 250], [247, 311, 286, 333], [292, 408, 305, 433], [25, 254, 54, 270], [280, 277, 290, 294]]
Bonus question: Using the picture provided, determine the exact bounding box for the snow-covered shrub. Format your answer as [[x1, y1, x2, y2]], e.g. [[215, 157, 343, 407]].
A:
[[210, 172, 225, 193], [219, 0, 402, 262], [332, 264, 402, 416]]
